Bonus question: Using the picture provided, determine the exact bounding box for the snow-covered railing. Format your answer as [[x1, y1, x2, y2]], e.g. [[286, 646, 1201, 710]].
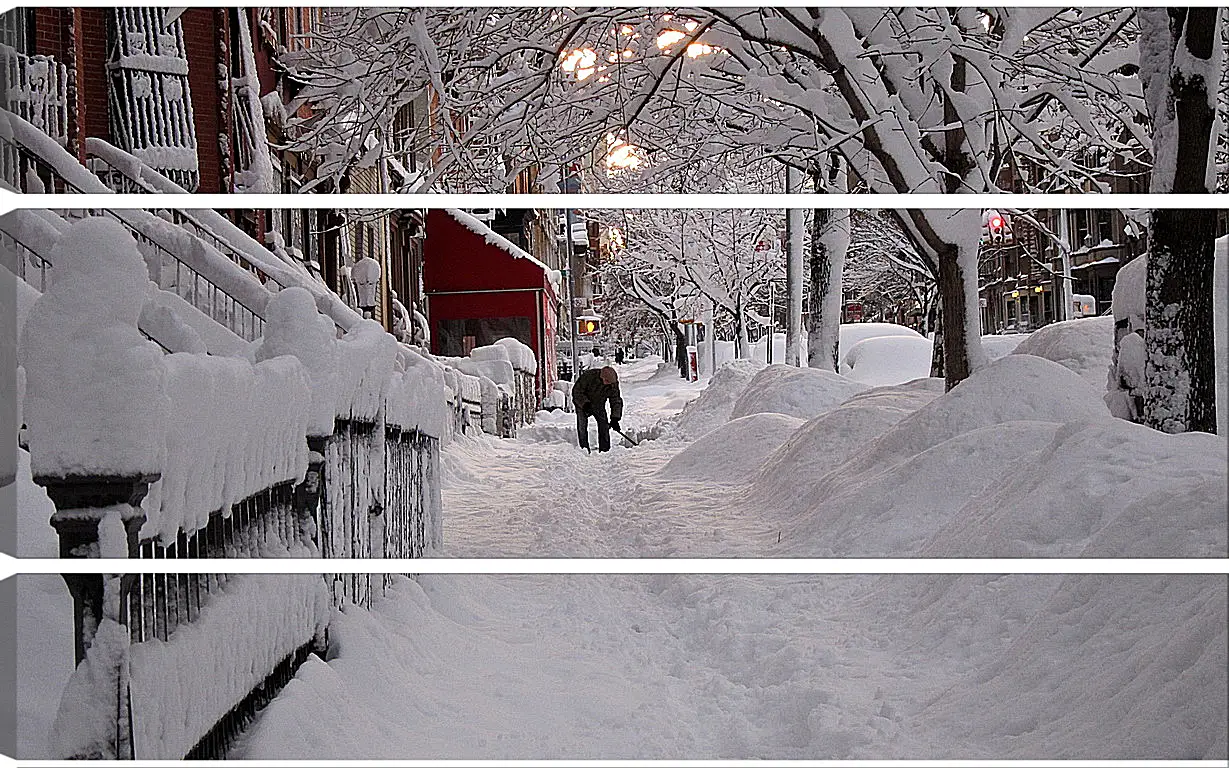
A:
[[23, 225, 450, 760], [443, 367, 484, 435], [1, 44, 69, 146], [444, 338, 539, 438]]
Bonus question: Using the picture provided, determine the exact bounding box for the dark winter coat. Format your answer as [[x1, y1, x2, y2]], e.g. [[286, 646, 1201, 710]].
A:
[[571, 368, 623, 420]]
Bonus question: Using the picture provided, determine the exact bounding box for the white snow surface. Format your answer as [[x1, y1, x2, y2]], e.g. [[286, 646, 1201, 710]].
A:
[[20, 218, 169, 478], [660, 412, 804, 483], [493, 336, 538, 373], [841, 335, 933, 386], [1011, 315, 1115, 387], [439, 352, 1223, 558], [838, 322, 922, 362], [668, 358, 763, 438], [237, 573, 1227, 760], [730, 364, 869, 420], [127, 574, 330, 760]]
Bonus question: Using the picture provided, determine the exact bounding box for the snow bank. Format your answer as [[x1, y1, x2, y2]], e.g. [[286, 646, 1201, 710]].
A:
[[841, 335, 933, 386], [660, 413, 804, 483], [20, 218, 169, 477], [1011, 316, 1115, 387], [730, 364, 869, 421], [670, 358, 763, 438], [916, 418, 1228, 558], [752, 385, 939, 507], [980, 333, 1029, 360], [837, 354, 1110, 472], [753, 356, 1224, 557], [907, 575, 1227, 759], [126, 574, 331, 760]]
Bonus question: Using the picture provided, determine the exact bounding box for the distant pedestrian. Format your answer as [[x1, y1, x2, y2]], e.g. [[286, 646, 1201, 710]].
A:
[[614, 347, 625, 365], [572, 366, 623, 452]]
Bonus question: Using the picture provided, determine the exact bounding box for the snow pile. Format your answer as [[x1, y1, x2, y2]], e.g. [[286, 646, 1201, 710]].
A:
[[730, 364, 869, 421], [669, 358, 763, 438], [493, 337, 538, 374], [1011, 316, 1115, 387], [126, 574, 331, 760], [753, 379, 944, 505], [901, 575, 1227, 758], [750, 355, 1225, 557], [660, 413, 804, 483], [836, 354, 1109, 470], [20, 218, 170, 478], [841, 335, 933, 386], [912, 418, 1228, 558], [980, 333, 1029, 360]]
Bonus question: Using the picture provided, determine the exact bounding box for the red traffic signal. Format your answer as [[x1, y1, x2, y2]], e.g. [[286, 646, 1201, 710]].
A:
[[989, 215, 1004, 229]]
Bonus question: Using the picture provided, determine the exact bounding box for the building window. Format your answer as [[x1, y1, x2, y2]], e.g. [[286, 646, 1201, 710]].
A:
[[0, 9, 32, 53]]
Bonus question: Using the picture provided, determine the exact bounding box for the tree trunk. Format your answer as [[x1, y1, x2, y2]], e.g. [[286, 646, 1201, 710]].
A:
[[1144, 209, 1218, 433], [807, 208, 849, 372], [783, 167, 805, 365], [937, 246, 978, 390], [1138, 8, 1220, 433]]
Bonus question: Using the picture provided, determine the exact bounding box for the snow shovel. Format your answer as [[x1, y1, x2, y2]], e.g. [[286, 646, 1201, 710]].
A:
[[613, 426, 641, 447]]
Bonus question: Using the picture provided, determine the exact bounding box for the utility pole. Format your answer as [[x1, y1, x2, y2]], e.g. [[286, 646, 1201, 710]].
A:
[[565, 208, 580, 378]]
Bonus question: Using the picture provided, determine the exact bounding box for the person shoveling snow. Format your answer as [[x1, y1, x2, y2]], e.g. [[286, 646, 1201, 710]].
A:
[[572, 365, 623, 452]]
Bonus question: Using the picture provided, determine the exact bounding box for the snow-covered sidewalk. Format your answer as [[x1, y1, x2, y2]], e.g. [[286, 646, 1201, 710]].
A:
[[237, 573, 1227, 760], [441, 356, 736, 557], [441, 351, 1227, 558]]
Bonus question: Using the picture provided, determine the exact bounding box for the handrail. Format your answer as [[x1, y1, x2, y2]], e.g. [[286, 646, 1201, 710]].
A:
[[85, 149, 287, 290]]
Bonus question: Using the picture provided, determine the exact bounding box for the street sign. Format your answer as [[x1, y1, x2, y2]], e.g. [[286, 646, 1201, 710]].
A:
[[573, 297, 588, 308]]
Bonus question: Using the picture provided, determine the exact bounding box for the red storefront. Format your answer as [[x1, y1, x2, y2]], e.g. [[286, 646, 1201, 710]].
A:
[[424, 209, 559, 400]]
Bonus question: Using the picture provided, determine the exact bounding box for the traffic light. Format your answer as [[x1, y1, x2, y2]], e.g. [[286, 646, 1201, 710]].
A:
[[577, 317, 601, 335], [982, 210, 1013, 245]]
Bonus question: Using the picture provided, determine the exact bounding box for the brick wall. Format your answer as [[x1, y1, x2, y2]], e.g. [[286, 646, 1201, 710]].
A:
[[77, 9, 108, 145], [182, 8, 223, 192]]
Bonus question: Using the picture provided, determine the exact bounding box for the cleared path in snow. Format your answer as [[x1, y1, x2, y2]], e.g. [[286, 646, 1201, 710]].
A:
[[237, 573, 1227, 760], [440, 357, 770, 557]]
